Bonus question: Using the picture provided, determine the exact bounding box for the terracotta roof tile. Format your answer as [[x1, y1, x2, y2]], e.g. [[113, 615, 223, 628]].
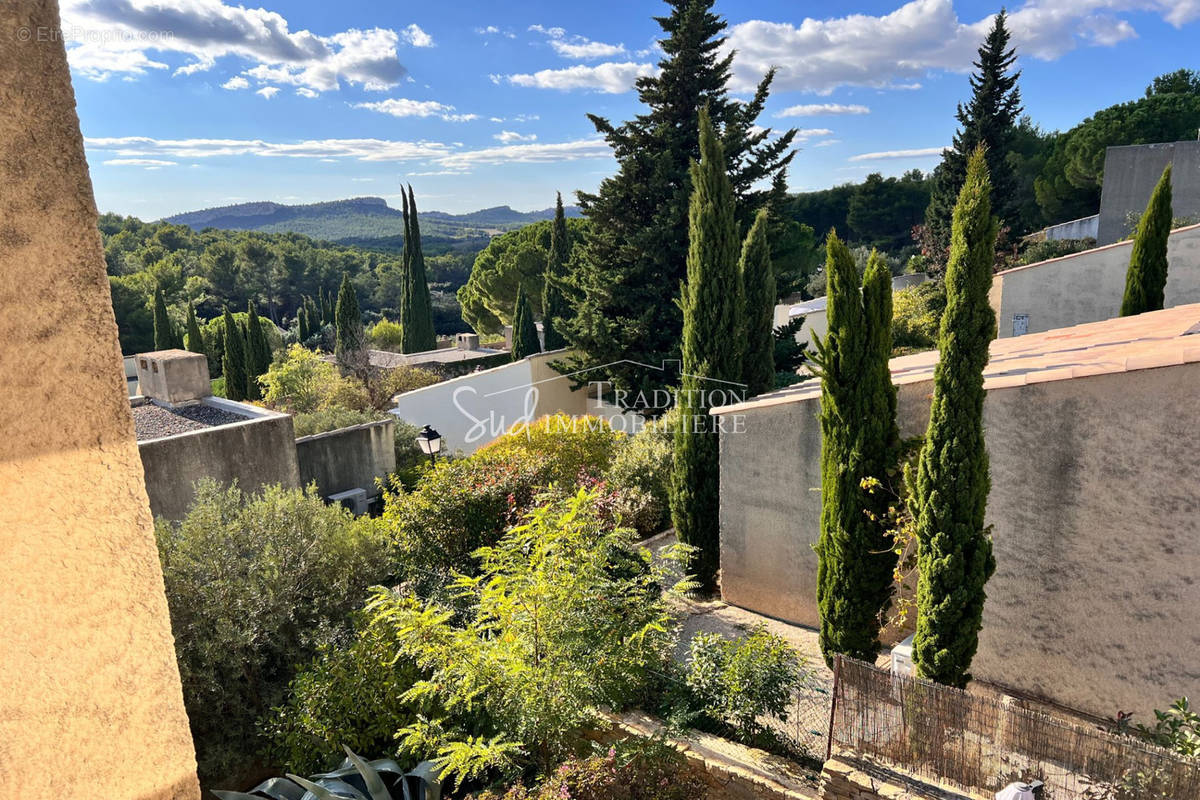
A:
[[713, 302, 1200, 415]]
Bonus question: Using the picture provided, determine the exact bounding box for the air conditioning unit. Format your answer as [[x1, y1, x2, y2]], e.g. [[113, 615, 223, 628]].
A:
[[328, 488, 368, 516]]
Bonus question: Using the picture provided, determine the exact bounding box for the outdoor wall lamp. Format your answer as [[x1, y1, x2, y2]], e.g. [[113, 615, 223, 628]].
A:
[[415, 425, 443, 465]]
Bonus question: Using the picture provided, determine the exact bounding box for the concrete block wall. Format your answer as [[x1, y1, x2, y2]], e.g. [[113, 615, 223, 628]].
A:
[[296, 418, 395, 500]]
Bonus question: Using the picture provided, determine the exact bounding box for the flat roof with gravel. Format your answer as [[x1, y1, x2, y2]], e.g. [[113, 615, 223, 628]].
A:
[[132, 403, 251, 441]]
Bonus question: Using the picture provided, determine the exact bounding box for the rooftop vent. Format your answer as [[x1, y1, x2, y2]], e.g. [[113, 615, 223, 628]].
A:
[[456, 333, 480, 351], [135, 350, 211, 406]]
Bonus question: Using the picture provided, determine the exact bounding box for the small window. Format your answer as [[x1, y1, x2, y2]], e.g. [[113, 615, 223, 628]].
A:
[[1013, 314, 1029, 337]]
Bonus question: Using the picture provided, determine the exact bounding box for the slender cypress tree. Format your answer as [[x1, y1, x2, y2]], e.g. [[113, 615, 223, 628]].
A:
[[923, 10, 1022, 257], [245, 303, 270, 400], [912, 148, 998, 688], [335, 272, 366, 378], [298, 301, 311, 342], [153, 286, 178, 350], [1121, 164, 1173, 316], [670, 106, 743, 592], [510, 284, 541, 361], [401, 185, 438, 353], [221, 307, 248, 402], [739, 208, 775, 396], [184, 302, 206, 356], [562, 0, 796, 407], [812, 236, 900, 665], [541, 192, 571, 350]]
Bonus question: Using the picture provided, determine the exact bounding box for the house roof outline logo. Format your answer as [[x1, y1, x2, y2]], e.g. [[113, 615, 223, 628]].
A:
[[481, 358, 747, 399]]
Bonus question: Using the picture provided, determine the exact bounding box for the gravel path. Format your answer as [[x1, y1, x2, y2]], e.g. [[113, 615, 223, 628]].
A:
[[132, 403, 249, 441]]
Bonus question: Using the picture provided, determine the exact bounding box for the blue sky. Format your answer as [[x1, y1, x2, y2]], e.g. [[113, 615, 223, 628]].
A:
[[66, 0, 1200, 219]]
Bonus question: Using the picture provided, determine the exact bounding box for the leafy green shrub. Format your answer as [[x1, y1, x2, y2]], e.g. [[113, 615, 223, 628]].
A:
[[891, 280, 946, 354], [368, 318, 405, 351], [476, 739, 709, 800], [367, 490, 694, 786], [683, 626, 807, 743], [293, 406, 383, 437], [605, 416, 674, 535], [260, 344, 347, 413], [1018, 237, 1096, 265], [265, 615, 424, 775], [480, 414, 625, 486], [156, 481, 391, 785], [1136, 698, 1200, 757]]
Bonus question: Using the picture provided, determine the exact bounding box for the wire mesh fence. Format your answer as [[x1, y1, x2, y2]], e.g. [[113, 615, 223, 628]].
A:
[[829, 657, 1200, 800]]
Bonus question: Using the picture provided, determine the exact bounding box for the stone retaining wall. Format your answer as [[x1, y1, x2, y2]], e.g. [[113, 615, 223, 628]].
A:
[[819, 758, 983, 800]]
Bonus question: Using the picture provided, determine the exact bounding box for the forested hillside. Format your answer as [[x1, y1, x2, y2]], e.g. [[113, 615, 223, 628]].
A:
[[165, 196, 583, 242], [103, 212, 476, 354]]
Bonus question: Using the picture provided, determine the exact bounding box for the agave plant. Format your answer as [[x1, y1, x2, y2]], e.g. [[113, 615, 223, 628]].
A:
[[213, 746, 441, 800]]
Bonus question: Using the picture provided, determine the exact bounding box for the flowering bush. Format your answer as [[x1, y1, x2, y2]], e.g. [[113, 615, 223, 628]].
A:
[[480, 414, 625, 487]]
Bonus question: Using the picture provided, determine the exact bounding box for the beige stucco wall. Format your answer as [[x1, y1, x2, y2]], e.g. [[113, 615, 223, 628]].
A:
[[0, 2, 201, 798], [718, 364, 1200, 718], [992, 224, 1200, 338]]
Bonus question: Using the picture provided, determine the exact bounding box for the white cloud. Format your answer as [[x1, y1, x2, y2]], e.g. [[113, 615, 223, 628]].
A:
[[59, 0, 419, 91], [354, 98, 476, 121], [296, 87, 318, 98], [726, 0, 1200, 94], [221, 75, 249, 90], [476, 25, 516, 38], [795, 128, 834, 139], [494, 130, 537, 143], [83, 134, 611, 172], [528, 23, 626, 59], [776, 103, 870, 117], [849, 147, 946, 162], [256, 86, 280, 99], [813, 139, 841, 148], [103, 158, 177, 166], [505, 62, 657, 93], [435, 137, 612, 170], [402, 24, 434, 47]]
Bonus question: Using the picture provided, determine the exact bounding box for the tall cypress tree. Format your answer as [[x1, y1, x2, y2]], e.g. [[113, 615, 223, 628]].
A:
[[153, 286, 178, 350], [923, 10, 1022, 259], [510, 284, 541, 361], [739, 208, 775, 397], [401, 185, 437, 353], [812, 236, 900, 664], [184, 301, 206, 356], [912, 148, 998, 688], [562, 0, 795, 409], [221, 307, 248, 402], [335, 272, 366, 378], [1121, 164, 1173, 317], [670, 107, 743, 592], [298, 300, 311, 342], [245, 302, 270, 400], [541, 192, 571, 351]]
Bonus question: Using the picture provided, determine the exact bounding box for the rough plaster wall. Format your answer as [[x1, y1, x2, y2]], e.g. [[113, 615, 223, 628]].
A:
[[0, 2, 201, 797], [719, 366, 1200, 718], [296, 420, 396, 499], [973, 364, 1200, 716], [993, 225, 1200, 338], [139, 416, 300, 521], [718, 383, 931, 627]]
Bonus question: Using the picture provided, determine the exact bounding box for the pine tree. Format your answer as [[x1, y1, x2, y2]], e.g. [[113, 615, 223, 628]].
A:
[[912, 148, 998, 688], [153, 286, 178, 350], [541, 192, 571, 350], [184, 302, 206, 356], [670, 107, 744, 592], [923, 10, 1022, 259], [562, 0, 795, 409], [510, 284, 541, 361], [739, 208, 775, 396], [221, 307, 248, 402], [335, 272, 366, 378], [1121, 164, 1173, 317], [401, 185, 438, 353], [812, 235, 900, 665]]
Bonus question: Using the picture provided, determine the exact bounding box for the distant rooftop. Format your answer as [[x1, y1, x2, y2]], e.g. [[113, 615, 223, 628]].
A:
[[714, 302, 1200, 415], [366, 347, 505, 368]]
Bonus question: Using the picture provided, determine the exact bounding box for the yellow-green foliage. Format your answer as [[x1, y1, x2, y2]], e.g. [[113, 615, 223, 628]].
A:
[[481, 414, 625, 486], [368, 318, 405, 351], [892, 281, 947, 354], [260, 344, 346, 413]]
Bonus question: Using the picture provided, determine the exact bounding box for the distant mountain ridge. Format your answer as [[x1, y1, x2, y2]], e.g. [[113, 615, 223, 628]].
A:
[[163, 196, 581, 242]]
